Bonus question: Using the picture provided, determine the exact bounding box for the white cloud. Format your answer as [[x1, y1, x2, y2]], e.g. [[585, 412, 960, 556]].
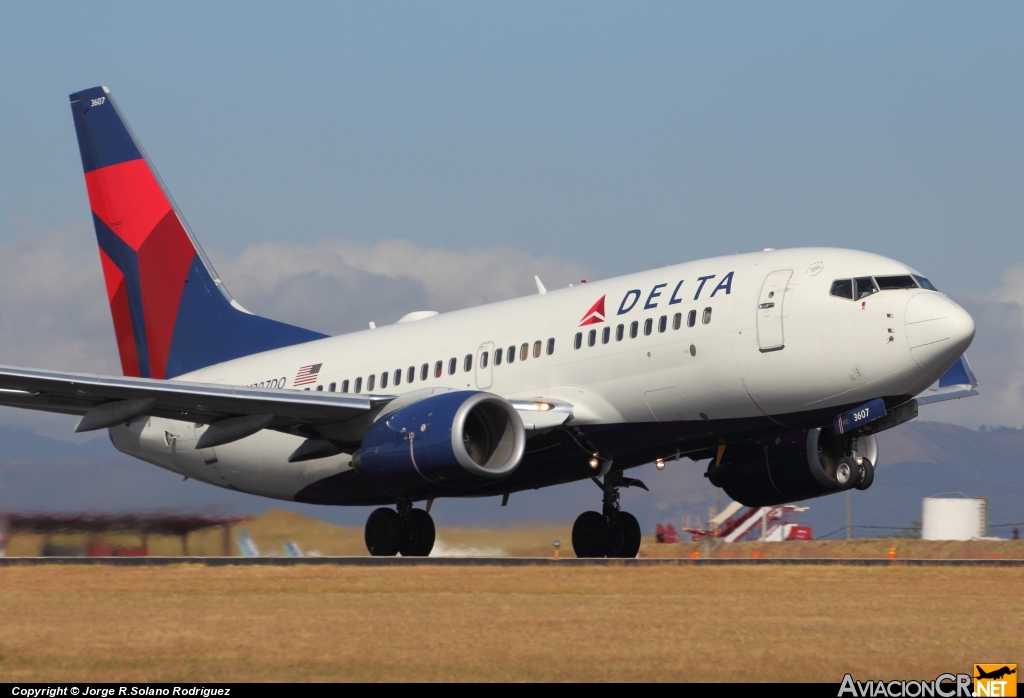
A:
[[0, 227, 119, 375], [209, 239, 596, 334]]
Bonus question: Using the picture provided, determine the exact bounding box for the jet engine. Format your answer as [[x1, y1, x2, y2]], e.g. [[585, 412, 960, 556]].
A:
[[705, 428, 878, 507], [354, 391, 526, 496]]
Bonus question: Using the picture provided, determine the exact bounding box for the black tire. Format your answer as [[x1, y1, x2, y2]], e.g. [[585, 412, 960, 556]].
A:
[[572, 511, 610, 558], [855, 458, 875, 490], [607, 511, 642, 558], [365, 507, 402, 556], [834, 456, 858, 488], [399, 508, 436, 557]]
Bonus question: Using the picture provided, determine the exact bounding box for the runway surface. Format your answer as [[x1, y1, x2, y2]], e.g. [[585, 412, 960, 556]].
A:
[[1, 555, 1022, 566]]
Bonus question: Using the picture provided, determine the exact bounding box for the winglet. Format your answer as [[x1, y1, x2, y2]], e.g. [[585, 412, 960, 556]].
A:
[[535, 275, 547, 296], [916, 354, 979, 405]]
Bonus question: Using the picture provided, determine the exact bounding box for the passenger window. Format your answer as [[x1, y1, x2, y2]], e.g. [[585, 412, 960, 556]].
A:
[[616, 324, 624, 341], [480, 351, 489, 368], [421, 364, 428, 381], [658, 316, 667, 333], [328, 382, 336, 392], [913, 275, 937, 291], [316, 385, 323, 391], [702, 307, 712, 324], [533, 341, 541, 358], [574, 332, 582, 349], [687, 310, 696, 327], [630, 321, 638, 338], [588, 329, 596, 347], [435, 361, 443, 378], [367, 374, 375, 392], [448, 358, 457, 375], [507, 346, 515, 363], [875, 275, 918, 291], [354, 377, 362, 393], [408, 367, 415, 383], [393, 369, 401, 386], [464, 354, 473, 372], [520, 343, 529, 361], [830, 279, 854, 299], [602, 326, 610, 344], [547, 338, 555, 355], [644, 318, 653, 336], [342, 380, 349, 393], [494, 348, 503, 365], [381, 371, 389, 389], [854, 277, 878, 300], [672, 313, 681, 330]]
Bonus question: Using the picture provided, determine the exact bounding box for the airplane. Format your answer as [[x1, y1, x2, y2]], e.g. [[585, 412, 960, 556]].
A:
[[0, 86, 978, 558], [975, 667, 1016, 681]]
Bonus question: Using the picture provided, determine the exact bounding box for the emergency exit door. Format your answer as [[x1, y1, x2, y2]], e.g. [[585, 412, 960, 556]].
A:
[[756, 270, 792, 352], [475, 342, 494, 389]]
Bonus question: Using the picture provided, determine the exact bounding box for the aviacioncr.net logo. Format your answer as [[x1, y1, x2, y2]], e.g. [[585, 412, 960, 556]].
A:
[[839, 673, 974, 697]]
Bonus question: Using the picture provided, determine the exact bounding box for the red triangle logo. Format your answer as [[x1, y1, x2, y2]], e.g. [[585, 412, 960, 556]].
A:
[[580, 295, 606, 326]]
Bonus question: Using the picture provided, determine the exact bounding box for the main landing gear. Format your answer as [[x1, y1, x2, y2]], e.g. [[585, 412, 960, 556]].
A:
[[365, 499, 435, 556], [571, 471, 646, 558], [834, 455, 875, 491]]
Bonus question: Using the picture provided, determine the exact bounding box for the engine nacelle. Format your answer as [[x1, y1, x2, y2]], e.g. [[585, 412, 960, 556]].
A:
[[706, 428, 878, 506], [355, 391, 526, 496]]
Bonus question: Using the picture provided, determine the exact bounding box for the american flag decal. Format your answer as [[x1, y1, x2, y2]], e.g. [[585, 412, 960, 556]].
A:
[[293, 363, 322, 386]]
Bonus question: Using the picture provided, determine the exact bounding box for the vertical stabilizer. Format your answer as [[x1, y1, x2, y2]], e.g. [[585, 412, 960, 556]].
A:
[[69, 86, 326, 379]]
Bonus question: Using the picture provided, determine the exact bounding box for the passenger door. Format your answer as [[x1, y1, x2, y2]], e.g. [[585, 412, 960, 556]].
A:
[[475, 342, 494, 390], [756, 270, 793, 352]]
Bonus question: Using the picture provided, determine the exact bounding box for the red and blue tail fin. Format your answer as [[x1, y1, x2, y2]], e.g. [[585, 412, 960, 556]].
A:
[[70, 86, 326, 379]]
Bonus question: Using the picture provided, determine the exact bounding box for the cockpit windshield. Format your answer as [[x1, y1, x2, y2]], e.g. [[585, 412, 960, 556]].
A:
[[854, 277, 878, 300], [875, 275, 918, 290], [829, 273, 937, 299], [913, 275, 937, 290]]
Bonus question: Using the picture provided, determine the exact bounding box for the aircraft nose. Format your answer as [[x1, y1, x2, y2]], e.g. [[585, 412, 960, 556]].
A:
[[904, 292, 975, 372]]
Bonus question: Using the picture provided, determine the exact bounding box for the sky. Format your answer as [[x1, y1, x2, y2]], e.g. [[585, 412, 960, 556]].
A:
[[1, 3, 1021, 285], [0, 3, 1022, 527]]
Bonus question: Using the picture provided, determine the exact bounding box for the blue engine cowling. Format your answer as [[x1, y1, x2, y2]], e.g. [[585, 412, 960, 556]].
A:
[[705, 428, 879, 506], [355, 391, 526, 496]]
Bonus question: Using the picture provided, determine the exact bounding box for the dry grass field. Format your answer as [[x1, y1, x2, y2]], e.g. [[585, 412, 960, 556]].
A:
[[0, 564, 1021, 682]]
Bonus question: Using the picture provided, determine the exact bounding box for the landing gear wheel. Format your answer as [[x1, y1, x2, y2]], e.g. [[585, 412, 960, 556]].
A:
[[835, 456, 858, 488], [572, 511, 610, 558], [365, 507, 403, 556], [399, 508, 436, 557], [855, 458, 875, 490], [607, 511, 642, 558]]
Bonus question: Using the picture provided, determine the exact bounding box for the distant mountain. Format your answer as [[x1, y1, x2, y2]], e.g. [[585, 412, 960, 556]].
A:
[[0, 420, 1021, 537]]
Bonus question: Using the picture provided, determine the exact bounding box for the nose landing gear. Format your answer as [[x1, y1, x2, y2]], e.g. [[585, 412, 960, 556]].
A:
[[364, 499, 436, 556], [571, 471, 645, 558]]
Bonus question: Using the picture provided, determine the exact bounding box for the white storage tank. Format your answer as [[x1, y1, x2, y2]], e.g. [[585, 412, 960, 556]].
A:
[[921, 496, 987, 540]]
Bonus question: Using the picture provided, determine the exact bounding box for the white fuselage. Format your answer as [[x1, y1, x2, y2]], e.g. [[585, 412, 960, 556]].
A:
[[109, 247, 974, 503]]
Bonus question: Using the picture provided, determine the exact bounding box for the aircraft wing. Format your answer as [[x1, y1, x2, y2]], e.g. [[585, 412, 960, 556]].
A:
[[0, 365, 389, 438], [915, 354, 979, 405]]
